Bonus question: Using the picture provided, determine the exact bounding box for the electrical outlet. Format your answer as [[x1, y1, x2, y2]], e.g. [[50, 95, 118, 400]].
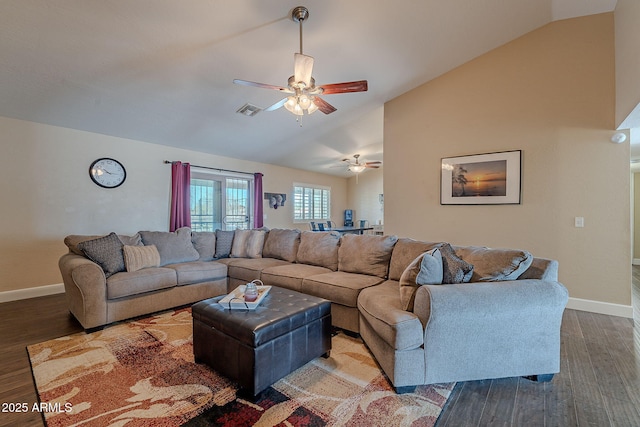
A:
[[575, 217, 584, 228]]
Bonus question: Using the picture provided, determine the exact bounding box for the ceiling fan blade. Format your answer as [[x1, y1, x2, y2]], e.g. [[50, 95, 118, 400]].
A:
[[365, 164, 381, 169], [233, 79, 293, 93], [318, 80, 368, 95], [312, 96, 337, 114], [294, 53, 314, 87], [365, 161, 382, 165], [264, 98, 288, 112]]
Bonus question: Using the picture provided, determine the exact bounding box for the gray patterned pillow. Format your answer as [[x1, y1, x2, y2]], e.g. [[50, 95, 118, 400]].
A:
[[437, 243, 474, 284], [77, 232, 125, 277], [214, 230, 235, 259]]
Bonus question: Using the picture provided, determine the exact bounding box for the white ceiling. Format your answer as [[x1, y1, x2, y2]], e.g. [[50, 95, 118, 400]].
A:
[[0, 0, 617, 176]]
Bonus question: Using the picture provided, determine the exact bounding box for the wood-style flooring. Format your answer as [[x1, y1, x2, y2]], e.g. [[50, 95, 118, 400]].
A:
[[1, 271, 640, 427]]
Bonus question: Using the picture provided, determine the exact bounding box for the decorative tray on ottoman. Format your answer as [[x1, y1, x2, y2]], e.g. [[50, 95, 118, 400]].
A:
[[218, 283, 272, 310]]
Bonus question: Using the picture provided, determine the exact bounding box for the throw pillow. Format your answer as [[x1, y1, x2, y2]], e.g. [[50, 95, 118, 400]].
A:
[[231, 229, 267, 258], [399, 248, 443, 311], [123, 245, 161, 272], [262, 228, 301, 262], [246, 229, 266, 258], [230, 229, 251, 258], [338, 234, 398, 278], [65, 233, 141, 256], [139, 228, 200, 266], [76, 232, 125, 277], [214, 229, 235, 258], [192, 232, 216, 262], [297, 231, 341, 271], [437, 243, 474, 284], [454, 246, 533, 281]]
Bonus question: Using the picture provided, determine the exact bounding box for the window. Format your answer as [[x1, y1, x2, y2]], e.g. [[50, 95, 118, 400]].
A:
[[190, 171, 252, 232], [293, 183, 331, 221]]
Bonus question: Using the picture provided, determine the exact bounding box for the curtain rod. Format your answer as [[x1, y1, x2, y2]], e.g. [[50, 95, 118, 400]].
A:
[[163, 160, 257, 176]]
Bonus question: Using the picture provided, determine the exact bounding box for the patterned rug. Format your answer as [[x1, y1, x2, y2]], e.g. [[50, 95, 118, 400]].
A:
[[27, 307, 454, 426]]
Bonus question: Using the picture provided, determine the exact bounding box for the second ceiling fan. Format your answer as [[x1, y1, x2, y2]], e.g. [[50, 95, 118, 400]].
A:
[[233, 6, 368, 119]]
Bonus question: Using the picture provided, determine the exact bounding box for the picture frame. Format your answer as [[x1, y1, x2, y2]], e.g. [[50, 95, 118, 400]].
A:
[[441, 150, 521, 205]]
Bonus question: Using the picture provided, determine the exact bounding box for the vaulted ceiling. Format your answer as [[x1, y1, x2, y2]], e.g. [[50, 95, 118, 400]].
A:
[[0, 0, 617, 176]]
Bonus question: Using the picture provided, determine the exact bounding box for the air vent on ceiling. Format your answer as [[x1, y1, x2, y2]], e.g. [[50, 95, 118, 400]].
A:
[[236, 103, 262, 117]]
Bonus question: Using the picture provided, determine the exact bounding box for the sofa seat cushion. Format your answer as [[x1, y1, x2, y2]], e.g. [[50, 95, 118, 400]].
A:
[[358, 280, 424, 351], [213, 258, 238, 266], [166, 261, 227, 286], [301, 271, 384, 308], [261, 264, 332, 292], [227, 258, 291, 282], [106, 267, 177, 299]]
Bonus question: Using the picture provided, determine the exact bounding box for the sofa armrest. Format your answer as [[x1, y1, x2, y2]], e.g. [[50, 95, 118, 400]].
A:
[[413, 279, 568, 384], [59, 253, 108, 329]]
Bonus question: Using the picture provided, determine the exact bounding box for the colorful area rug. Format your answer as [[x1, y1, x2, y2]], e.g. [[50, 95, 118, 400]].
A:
[[27, 307, 454, 426]]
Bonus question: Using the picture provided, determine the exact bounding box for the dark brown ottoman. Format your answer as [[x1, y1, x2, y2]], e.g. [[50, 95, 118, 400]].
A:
[[192, 286, 332, 396]]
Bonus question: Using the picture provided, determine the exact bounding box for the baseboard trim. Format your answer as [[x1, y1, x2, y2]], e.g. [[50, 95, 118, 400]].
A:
[[633, 259, 640, 266], [567, 297, 633, 318], [0, 283, 65, 303]]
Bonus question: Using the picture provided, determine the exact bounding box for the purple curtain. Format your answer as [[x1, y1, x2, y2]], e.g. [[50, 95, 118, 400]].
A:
[[169, 162, 191, 231], [253, 173, 264, 228]]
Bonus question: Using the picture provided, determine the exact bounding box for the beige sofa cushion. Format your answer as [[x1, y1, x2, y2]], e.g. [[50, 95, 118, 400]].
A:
[[388, 238, 441, 281], [338, 234, 398, 278], [261, 264, 332, 292], [262, 228, 300, 262], [358, 280, 424, 351], [230, 229, 266, 258], [106, 267, 177, 299], [165, 261, 227, 285], [301, 271, 384, 308], [297, 231, 341, 271], [123, 245, 161, 272], [191, 232, 216, 261], [399, 248, 443, 311], [139, 228, 200, 266], [227, 258, 291, 282], [455, 246, 532, 282]]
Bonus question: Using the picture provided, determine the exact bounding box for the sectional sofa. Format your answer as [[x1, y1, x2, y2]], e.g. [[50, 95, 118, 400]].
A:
[[59, 226, 568, 390]]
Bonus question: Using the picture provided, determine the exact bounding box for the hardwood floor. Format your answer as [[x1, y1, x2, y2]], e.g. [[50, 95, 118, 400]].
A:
[[1, 272, 640, 427], [0, 294, 82, 427]]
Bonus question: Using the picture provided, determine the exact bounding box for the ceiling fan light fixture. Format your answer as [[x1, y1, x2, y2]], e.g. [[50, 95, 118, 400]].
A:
[[284, 94, 317, 116], [350, 164, 366, 173]]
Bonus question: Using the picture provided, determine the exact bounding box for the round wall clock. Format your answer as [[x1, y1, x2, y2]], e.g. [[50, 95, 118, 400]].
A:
[[89, 158, 126, 188]]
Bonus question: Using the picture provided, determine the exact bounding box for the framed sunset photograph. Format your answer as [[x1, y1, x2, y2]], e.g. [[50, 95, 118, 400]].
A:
[[441, 150, 522, 205]]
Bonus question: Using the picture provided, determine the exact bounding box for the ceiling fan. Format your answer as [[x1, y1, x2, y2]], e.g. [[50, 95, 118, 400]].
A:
[[233, 6, 368, 122], [342, 154, 381, 174]]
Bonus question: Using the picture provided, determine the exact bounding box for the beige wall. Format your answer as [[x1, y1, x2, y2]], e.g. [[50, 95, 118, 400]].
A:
[[346, 168, 384, 227], [0, 116, 347, 293], [615, 0, 640, 127], [384, 13, 631, 306]]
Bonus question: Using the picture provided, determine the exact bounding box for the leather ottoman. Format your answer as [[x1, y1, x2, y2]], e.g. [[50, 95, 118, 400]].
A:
[[192, 286, 332, 396]]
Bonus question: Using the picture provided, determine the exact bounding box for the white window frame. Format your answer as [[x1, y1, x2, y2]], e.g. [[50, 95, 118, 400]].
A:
[[293, 182, 331, 223], [190, 169, 254, 231]]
